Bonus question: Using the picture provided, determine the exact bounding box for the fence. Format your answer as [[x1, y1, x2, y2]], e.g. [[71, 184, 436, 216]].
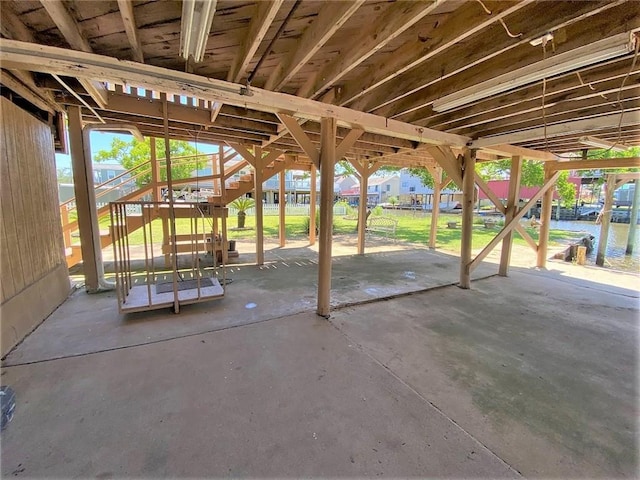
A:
[[228, 204, 348, 217]]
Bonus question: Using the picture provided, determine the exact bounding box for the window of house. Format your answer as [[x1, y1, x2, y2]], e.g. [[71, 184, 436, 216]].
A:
[[386, 184, 390, 192], [401, 181, 408, 187], [409, 186, 416, 192], [107, 170, 116, 179]]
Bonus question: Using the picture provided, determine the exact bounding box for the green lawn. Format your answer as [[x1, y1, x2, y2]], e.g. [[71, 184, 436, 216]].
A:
[[98, 210, 578, 253]]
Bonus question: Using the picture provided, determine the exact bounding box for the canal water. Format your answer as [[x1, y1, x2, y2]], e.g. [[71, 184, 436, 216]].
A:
[[548, 220, 639, 273]]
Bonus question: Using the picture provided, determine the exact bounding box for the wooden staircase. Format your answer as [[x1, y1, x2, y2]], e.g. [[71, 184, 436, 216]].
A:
[[62, 155, 294, 268]]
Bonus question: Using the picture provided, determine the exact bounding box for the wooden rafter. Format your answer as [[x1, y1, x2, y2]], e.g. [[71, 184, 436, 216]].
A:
[[426, 70, 639, 132], [336, 0, 531, 107], [264, 0, 364, 91], [471, 112, 640, 149], [227, 0, 284, 83], [39, 0, 108, 108], [117, 0, 144, 63], [360, 1, 631, 117], [297, 0, 445, 99]]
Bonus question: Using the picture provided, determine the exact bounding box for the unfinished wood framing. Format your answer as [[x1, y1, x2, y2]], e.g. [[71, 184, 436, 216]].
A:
[[536, 168, 556, 269], [499, 156, 523, 276], [472, 171, 561, 274], [429, 167, 443, 249], [309, 166, 317, 245], [596, 174, 617, 267], [459, 148, 476, 289], [317, 117, 337, 317], [279, 169, 286, 248], [68, 105, 99, 291]]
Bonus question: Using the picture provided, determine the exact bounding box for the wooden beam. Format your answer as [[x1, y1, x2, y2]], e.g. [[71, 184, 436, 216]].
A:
[[68, 105, 98, 290], [227, 0, 284, 83], [427, 146, 463, 189], [0, 39, 470, 148], [537, 168, 556, 268], [421, 59, 637, 130], [117, 0, 144, 63], [337, 0, 530, 106], [481, 144, 560, 162], [317, 117, 336, 317], [265, 0, 364, 91], [429, 167, 442, 249], [459, 148, 476, 289], [0, 70, 55, 114], [547, 157, 640, 172], [40, 0, 91, 52], [309, 165, 317, 245], [254, 146, 265, 265], [226, 142, 256, 167], [364, 1, 631, 117], [471, 112, 640, 149], [277, 114, 319, 167], [335, 128, 364, 160], [279, 167, 286, 247], [499, 156, 522, 276], [596, 174, 617, 266], [470, 171, 561, 273], [0, 4, 36, 42], [210, 101, 223, 124], [474, 173, 506, 214], [298, 0, 445, 99], [39, 0, 109, 108]]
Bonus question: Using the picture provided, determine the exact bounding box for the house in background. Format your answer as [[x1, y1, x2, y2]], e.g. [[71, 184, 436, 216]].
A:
[[340, 175, 400, 206], [399, 170, 462, 209]]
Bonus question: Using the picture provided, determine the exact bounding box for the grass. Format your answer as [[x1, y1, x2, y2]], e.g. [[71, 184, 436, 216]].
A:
[[90, 209, 579, 254]]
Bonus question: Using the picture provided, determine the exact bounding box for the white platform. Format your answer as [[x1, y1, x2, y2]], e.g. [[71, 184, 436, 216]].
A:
[[121, 277, 224, 312]]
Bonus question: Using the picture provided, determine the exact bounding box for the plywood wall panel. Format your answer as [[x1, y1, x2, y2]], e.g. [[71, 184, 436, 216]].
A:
[[1, 97, 70, 357]]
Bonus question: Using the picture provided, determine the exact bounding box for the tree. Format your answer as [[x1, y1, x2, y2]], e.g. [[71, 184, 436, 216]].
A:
[[56, 167, 73, 184], [94, 137, 203, 186]]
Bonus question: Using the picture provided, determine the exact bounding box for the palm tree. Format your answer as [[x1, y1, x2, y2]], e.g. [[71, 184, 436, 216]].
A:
[[230, 197, 255, 228]]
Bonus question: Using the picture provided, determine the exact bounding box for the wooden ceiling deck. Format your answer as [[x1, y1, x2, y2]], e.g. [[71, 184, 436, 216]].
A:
[[1, 0, 639, 162]]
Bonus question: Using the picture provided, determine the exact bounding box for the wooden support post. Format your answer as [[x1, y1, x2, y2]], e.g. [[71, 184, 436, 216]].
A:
[[161, 93, 180, 312], [317, 117, 336, 317], [254, 146, 264, 265], [279, 169, 286, 247], [61, 206, 72, 246], [499, 156, 522, 276], [357, 168, 368, 255], [429, 168, 442, 249], [459, 148, 475, 289], [150, 137, 161, 203], [626, 179, 639, 254], [309, 165, 317, 245], [596, 174, 616, 267], [218, 144, 226, 203], [212, 149, 219, 196], [68, 106, 99, 291], [536, 167, 555, 268]]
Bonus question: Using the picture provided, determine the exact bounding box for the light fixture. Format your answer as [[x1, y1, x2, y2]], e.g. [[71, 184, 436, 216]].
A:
[[529, 32, 554, 47], [432, 31, 637, 112], [180, 0, 217, 63], [579, 136, 629, 152]]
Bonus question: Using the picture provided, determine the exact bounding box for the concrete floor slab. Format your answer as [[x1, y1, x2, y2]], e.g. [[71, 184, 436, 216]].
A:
[[1, 312, 517, 478], [330, 266, 639, 478], [3, 245, 495, 365]]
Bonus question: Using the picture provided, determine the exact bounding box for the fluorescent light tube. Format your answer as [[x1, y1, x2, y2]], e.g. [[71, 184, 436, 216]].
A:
[[180, 0, 217, 63], [432, 32, 637, 113], [579, 136, 628, 152]]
